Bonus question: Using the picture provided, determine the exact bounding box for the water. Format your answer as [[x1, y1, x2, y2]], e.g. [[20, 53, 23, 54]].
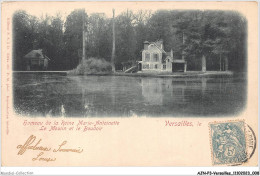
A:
[[13, 73, 247, 117]]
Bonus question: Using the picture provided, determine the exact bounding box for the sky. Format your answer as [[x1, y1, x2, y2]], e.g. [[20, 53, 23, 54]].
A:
[[14, 2, 160, 20], [10, 1, 249, 22]]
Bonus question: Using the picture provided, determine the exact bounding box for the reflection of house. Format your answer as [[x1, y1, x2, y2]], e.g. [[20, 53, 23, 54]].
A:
[[141, 78, 163, 105], [138, 40, 187, 72], [24, 49, 50, 71], [141, 78, 189, 106], [161, 79, 187, 104]]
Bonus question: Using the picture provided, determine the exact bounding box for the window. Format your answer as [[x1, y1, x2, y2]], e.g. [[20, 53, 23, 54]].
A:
[[155, 64, 158, 69], [145, 53, 150, 61], [163, 65, 166, 70], [143, 64, 149, 69], [153, 53, 159, 62]]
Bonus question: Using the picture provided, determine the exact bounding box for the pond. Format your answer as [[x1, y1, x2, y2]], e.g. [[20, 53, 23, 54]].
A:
[[13, 73, 247, 117]]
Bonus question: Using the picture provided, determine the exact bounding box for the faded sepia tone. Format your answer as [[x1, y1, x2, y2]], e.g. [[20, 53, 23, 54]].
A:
[[1, 1, 258, 166]]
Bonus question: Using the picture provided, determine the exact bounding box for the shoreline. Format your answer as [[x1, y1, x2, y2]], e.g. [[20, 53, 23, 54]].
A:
[[113, 71, 235, 78], [13, 71, 244, 78]]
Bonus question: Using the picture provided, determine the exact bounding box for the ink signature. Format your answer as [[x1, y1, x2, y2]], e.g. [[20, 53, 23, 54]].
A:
[[17, 135, 83, 162]]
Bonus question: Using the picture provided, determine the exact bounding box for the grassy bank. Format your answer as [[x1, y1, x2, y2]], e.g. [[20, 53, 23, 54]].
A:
[[113, 71, 234, 78], [68, 70, 235, 78], [66, 58, 238, 78], [66, 57, 238, 78]]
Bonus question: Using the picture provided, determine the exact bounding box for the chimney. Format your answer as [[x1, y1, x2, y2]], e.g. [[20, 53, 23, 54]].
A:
[[170, 49, 173, 58], [143, 41, 149, 50], [161, 43, 164, 50], [156, 39, 164, 50]]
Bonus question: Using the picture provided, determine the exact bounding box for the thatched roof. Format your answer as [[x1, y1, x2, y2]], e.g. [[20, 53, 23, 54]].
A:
[[24, 49, 51, 60], [24, 49, 44, 59]]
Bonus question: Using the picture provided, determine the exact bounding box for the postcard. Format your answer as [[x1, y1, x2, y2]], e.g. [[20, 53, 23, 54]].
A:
[[1, 1, 258, 167]]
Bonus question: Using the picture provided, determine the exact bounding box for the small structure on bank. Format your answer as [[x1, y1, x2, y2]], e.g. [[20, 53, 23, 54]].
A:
[[138, 40, 187, 72], [24, 49, 50, 71], [121, 61, 133, 72]]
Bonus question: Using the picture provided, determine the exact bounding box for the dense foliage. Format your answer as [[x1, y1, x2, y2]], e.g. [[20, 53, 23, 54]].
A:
[[67, 57, 112, 75], [13, 9, 247, 71]]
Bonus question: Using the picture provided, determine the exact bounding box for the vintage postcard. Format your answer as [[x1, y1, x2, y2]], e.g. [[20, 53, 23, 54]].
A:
[[1, 1, 258, 168]]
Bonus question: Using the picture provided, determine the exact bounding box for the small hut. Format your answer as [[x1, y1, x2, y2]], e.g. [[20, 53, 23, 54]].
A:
[[24, 49, 50, 71]]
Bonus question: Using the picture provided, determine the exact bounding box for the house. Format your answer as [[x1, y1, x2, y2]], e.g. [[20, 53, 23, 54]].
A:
[[138, 40, 187, 72], [24, 49, 50, 71]]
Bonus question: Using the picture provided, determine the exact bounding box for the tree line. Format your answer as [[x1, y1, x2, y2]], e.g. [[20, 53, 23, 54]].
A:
[[13, 9, 247, 71]]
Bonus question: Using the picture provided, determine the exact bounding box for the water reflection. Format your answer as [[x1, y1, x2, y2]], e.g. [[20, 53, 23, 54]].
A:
[[141, 78, 210, 106], [141, 78, 163, 105], [13, 73, 246, 117]]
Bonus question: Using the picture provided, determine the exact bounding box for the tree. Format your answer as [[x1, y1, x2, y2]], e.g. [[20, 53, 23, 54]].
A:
[[181, 11, 211, 72], [12, 9, 247, 72], [13, 10, 39, 70], [48, 14, 65, 70], [111, 9, 116, 72], [32, 13, 67, 70], [146, 10, 247, 72], [115, 10, 136, 68], [64, 9, 88, 69], [133, 10, 151, 60], [146, 10, 173, 51]]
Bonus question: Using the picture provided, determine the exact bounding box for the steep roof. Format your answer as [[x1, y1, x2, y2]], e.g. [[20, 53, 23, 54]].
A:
[[24, 49, 51, 60], [149, 42, 166, 54], [162, 54, 172, 63], [24, 49, 44, 59]]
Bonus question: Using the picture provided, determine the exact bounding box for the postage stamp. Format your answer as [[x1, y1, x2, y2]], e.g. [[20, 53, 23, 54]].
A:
[[209, 121, 248, 165]]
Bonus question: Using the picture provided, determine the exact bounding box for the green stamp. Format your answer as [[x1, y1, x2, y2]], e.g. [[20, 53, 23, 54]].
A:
[[210, 121, 247, 165]]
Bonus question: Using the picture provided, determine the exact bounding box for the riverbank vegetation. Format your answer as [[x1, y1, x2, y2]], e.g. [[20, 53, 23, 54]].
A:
[[13, 9, 247, 72], [67, 57, 112, 75]]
